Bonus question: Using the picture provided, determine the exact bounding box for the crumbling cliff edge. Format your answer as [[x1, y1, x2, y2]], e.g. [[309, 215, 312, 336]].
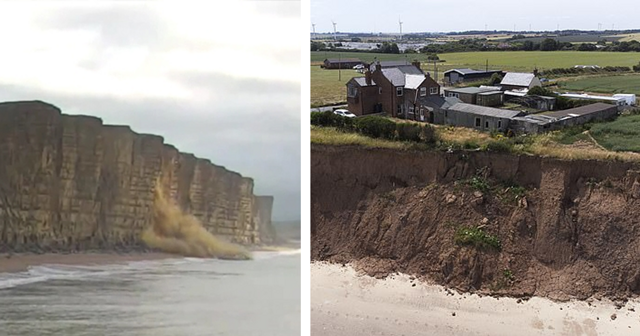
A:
[[0, 100, 275, 253], [311, 144, 640, 301]]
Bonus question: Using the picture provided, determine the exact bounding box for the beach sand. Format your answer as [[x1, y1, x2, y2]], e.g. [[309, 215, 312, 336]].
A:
[[311, 262, 640, 336], [0, 252, 175, 274]]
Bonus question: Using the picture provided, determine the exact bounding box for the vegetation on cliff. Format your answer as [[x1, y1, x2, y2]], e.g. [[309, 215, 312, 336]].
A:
[[310, 112, 640, 162]]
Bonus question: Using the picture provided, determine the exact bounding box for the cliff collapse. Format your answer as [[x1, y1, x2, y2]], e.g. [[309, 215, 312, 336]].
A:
[[0, 100, 275, 253], [312, 144, 640, 301]]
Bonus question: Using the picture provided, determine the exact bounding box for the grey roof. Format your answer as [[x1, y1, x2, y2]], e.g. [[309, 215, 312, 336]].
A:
[[381, 65, 425, 87], [512, 114, 557, 125], [419, 96, 462, 109], [543, 103, 616, 119], [446, 87, 496, 94], [444, 68, 502, 75], [352, 77, 377, 87], [501, 73, 536, 87], [449, 103, 523, 119], [381, 68, 406, 86], [477, 91, 503, 96], [379, 60, 411, 67], [404, 74, 425, 89]]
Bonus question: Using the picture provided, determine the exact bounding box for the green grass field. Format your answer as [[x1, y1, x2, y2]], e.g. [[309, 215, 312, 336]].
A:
[[557, 74, 640, 95], [311, 50, 640, 106], [590, 114, 640, 152]]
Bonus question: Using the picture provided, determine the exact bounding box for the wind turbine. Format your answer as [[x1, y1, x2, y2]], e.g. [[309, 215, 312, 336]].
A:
[[398, 17, 403, 40], [331, 20, 337, 40]]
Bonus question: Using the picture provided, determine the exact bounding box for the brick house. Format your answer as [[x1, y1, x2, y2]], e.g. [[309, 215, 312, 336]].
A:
[[346, 61, 441, 120]]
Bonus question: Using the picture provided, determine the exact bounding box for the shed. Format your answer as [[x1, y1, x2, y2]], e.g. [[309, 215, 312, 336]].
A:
[[500, 73, 542, 90], [446, 103, 523, 132], [443, 68, 503, 85]]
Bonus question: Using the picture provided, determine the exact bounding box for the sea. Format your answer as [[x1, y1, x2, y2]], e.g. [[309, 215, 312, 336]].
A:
[[0, 250, 300, 336]]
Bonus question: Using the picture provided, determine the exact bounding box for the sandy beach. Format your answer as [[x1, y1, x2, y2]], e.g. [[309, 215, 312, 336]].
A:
[[0, 252, 175, 274], [311, 262, 640, 336]]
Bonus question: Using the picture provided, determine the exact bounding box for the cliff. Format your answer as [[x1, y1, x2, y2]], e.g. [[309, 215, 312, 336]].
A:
[[312, 144, 640, 301], [0, 100, 275, 252]]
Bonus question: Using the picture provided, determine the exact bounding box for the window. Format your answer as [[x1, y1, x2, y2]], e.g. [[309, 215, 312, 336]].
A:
[[409, 106, 414, 114], [448, 92, 459, 98], [396, 87, 403, 96], [497, 120, 502, 129], [347, 85, 357, 98], [379, 87, 382, 95], [430, 87, 438, 95], [420, 87, 426, 96], [485, 120, 490, 129], [475, 117, 481, 127]]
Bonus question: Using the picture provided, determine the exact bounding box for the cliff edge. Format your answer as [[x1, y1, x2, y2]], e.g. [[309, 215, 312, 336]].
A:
[[0, 100, 275, 253], [311, 144, 640, 301]]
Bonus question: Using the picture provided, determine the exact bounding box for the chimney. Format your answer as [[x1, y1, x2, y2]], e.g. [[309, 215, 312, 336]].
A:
[[533, 68, 539, 77], [365, 70, 372, 85], [412, 60, 421, 70]]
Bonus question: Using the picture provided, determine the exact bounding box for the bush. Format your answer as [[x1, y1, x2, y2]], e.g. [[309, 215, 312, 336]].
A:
[[484, 139, 513, 153], [396, 123, 422, 142], [454, 226, 501, 251], [310, 111, 354, 131], [354, 116, 396, 139]]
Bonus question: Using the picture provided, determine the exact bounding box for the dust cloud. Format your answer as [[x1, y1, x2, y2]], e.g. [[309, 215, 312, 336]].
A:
[[141, 180, 252, 260]]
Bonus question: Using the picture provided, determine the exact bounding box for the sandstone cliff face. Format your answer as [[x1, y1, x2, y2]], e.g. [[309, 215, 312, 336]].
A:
[[312, 144, 640, 300], [0, 101, 274, 252]]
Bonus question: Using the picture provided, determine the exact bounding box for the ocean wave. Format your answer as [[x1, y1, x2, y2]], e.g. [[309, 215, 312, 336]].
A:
[[253, 249, 301, 260]]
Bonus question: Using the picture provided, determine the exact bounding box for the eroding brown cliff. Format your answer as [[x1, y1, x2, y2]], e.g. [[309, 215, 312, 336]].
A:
[[311, 144, 640, 301], [0, 100, 274, 252]]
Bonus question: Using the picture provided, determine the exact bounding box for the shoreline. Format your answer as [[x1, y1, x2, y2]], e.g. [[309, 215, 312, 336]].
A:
[[0, 252, 176, 274], [0, 243, 300, 274], [311, 261, 640, 336]]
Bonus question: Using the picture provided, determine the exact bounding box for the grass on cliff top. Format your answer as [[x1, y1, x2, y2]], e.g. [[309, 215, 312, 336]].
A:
[[311, 117, 640, 163], [311, 126, 407, 149]]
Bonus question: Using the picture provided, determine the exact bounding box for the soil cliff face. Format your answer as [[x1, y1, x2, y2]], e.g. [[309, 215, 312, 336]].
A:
[[311, 144, 640, 301], [0, 101, 275, 252]]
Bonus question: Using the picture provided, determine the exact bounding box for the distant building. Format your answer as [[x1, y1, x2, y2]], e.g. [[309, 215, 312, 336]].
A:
[[500, 72, 542, 91], [345, 61, 441, 119], [367, 60, 413, 72], [444, 103, 523, 132], [443, 68, 503, 85], [322, 58, 363, 69]]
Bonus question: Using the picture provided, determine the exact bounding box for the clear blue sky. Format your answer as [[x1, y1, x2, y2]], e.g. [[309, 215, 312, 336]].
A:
[[311, 0, 637, 33]]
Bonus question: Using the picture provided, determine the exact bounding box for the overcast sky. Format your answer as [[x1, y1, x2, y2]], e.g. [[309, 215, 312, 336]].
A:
[[311, 0, 638, 33], [0, 1, 301, 221]]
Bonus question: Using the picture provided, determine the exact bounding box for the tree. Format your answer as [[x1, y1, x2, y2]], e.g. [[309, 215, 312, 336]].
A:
[[426, 53, 439, 61], [310, 41, 326, 51], [577, 43, 597, 51], [522, 40, 535, 51], [489, 73, 503, 85], [539, 38, 559, 51]]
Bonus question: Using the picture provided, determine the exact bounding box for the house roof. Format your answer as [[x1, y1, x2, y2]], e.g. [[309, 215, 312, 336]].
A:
[[500, 73, 536, 87], [542, 103, 616, 119], [419, 96, 462, 110], [511, 114, 557, 125], [446, 87, 496, 94], [449, 103, 523, 119], [381, 65, 425, 88], [325, 58, 362, 63], [404, 74, 425, 89], [444, 68, 502, 76], [352, 77, 377, 87], [378, 60, 411, 67]]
